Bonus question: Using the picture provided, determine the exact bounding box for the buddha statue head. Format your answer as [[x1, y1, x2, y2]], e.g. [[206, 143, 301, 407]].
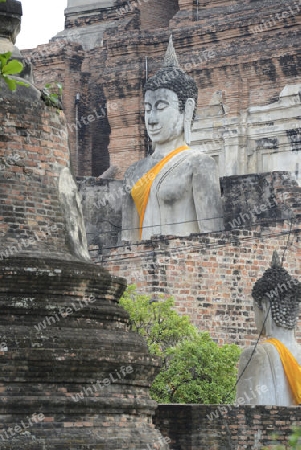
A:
[[251, 251, 301, 334], [144, 36, 198, 147]]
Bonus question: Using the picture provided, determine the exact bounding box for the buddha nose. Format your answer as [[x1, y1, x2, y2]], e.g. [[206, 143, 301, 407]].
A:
[[148, 110, 158, 125]]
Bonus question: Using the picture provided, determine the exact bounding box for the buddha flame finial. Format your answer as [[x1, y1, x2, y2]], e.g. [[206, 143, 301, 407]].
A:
[[163, 35, 180, 68], [271, 250, 282, 268]]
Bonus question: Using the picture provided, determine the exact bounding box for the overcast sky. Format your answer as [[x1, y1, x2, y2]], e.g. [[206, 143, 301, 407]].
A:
[[17, 0, 67, 50]]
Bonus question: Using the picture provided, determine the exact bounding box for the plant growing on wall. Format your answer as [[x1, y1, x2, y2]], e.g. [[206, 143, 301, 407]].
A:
[[120, 285, 241, 404], [0, 52, 27, 91], [0, 0, 27, 91], [41, 82, 63, 109]]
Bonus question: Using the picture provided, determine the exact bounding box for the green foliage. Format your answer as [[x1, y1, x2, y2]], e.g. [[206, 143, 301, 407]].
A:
[[41, 82, 63, 108], [262, 427, 301, 449], [120, 284, 197, 356], [120, 285, 241, 404], [151, 332, 240, 404], [0, 52, 27, 91]]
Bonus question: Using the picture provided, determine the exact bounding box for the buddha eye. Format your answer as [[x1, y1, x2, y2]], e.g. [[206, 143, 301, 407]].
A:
[[144, 103, 152, 113], [156, 101, 169, 111]]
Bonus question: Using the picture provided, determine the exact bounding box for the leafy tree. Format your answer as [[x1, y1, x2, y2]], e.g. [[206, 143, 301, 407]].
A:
[[120, 284, 197, 356], [120, 285, 241, 404], [151, 331, 240, 404]]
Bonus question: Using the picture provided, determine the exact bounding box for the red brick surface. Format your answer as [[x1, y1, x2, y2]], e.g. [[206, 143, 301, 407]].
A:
[[0, 92, 71, 257], [103, 221, 301, 347], [22, 0, 301, 178]]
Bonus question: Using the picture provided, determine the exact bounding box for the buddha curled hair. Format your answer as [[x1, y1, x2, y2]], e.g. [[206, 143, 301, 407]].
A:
[[252, 251, 301, 329], [144, 36, 198, 120]]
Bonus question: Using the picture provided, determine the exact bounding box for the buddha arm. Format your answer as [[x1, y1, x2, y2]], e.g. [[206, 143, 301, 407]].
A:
[[236, 346, 276, 405], [121, 177, 140, 242], [192, 155, 224, 233]]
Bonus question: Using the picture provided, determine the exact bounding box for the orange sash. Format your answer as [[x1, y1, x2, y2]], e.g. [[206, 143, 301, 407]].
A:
[[131, 145, 190, 238], [266, 338, 301, 404]]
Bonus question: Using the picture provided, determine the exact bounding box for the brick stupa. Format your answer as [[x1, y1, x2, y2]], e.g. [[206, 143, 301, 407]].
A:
[[0, 1, 167, 448]]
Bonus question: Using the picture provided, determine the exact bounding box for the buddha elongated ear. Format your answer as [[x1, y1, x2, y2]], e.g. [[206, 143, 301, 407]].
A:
[[261, 298, 273, 336], [184, 98, 195, 145]]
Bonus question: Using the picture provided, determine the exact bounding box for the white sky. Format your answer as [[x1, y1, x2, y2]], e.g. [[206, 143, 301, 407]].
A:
[[17, 0, 67, 50]]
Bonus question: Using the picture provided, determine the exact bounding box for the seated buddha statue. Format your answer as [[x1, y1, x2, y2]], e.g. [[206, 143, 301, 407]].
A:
[[236, 251, 301, 406], [121, 36, 224, 241]]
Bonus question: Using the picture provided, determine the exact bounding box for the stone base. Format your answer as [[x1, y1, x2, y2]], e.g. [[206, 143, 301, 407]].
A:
[[0, 257, 167, 449]]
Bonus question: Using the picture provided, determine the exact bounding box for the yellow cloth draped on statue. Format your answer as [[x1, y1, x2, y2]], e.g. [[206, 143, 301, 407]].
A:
[[131, 145, 190, 238], [266, 338, 301, 404]]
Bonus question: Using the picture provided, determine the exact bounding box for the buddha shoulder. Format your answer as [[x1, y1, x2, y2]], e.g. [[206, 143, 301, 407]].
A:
[[187, 150, 218, 170], [240, 344, 270, 362], [124, 156, 153, 184]]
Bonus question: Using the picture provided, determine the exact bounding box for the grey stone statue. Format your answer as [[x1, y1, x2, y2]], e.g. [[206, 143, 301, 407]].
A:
[[236, 251, 301, 406], [121, 36, 224, 241]]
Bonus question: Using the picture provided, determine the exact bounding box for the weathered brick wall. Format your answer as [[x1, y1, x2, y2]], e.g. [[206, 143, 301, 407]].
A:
[[221, 172, 299, 230], [154, 404, 301, 450], [24, 0, 301, 178], [22, 42, 84, 176], [103, 223, 301, 347], [101, 172, 301, 347], [139, 0, 179, 30], [102, 0, 301, 177], [0, 87, 72, 258], [0, 257, 168, 449]]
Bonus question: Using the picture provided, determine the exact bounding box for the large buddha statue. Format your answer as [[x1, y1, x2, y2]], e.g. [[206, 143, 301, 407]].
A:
[[236, 251, 301, 406], [121, 36, 224, 241]]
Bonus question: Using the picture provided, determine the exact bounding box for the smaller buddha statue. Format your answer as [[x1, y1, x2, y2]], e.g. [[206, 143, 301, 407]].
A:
[[121, 36, 224, 241], [236, 251, 301, 406]]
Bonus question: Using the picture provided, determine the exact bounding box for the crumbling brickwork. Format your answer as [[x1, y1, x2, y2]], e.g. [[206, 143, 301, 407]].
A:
[[0, 90, 71, 258], [139, 0, 179, 30], [154, 404, 301, 450], [22, 0, 301, 178]]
